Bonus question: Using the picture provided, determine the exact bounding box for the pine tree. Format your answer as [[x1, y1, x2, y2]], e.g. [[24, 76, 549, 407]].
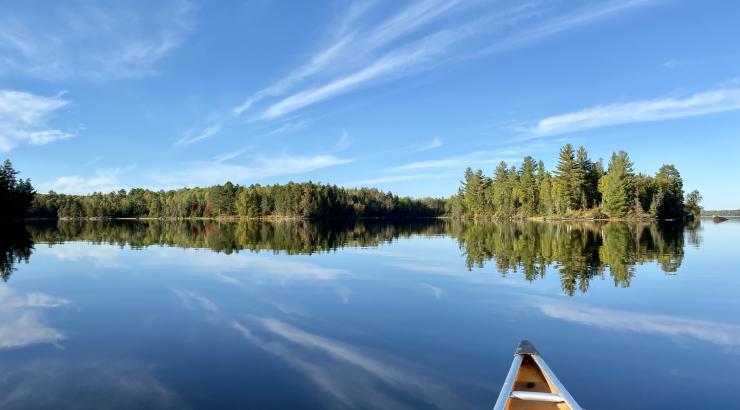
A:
[[518, 157, 538, 216], [0, 159, 35, 220], [654, 165, 685, 219], [598, 151, 634, 217], [492, 162, 512, 216], [554, 144, 582, 213], [574, 147, 590, 210]]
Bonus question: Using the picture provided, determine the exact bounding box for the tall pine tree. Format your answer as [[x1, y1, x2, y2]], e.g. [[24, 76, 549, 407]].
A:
[[598, 151, 634, 217]]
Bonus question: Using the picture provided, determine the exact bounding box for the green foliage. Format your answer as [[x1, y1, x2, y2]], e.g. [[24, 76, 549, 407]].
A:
[[653, 165, 685, 219], [684, 190, 702, 218], [461, 167, 491, 216], [30, 182, 447, 220], [554, 144, 580, 212], [517, 157, 538, 216], [0, 159, 35, 220], [598, 151, 634, 217], [452, 145, 695, 220]]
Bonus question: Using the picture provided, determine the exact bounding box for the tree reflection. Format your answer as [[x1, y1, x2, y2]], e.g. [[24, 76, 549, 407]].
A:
[[18, 219, 696, 294], [451, 220, 691, 295], [0, 223, 34, 282], [25, 219, 449, 255]]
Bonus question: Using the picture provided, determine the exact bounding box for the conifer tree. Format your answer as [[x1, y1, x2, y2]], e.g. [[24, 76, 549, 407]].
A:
[[598, 151, 634, 217]]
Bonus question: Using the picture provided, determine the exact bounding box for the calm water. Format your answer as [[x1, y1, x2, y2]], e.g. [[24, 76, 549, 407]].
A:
[[1, 218, 739, 409]]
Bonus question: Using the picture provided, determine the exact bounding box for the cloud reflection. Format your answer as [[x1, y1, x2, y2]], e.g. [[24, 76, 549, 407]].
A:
[[236, 317, 466, 409], [173, 289, 219, 312], [0, 287, 69, 349], [0, 360, 188, 409], [176, 288, 466, 409], [536, 299, 740, 346]]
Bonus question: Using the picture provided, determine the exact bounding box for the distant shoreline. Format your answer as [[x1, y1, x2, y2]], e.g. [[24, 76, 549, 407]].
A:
[[23, 215, 692, 222]]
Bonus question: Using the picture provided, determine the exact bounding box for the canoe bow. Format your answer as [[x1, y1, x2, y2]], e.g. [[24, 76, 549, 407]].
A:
[[493, 340, 583, 410]]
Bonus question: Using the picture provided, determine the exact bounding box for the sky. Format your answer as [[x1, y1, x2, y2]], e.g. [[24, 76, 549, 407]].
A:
[[1, 0, 739, 209]]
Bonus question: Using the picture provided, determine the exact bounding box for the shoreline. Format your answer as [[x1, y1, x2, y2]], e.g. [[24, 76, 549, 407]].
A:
[[22, 215, 692, 223]]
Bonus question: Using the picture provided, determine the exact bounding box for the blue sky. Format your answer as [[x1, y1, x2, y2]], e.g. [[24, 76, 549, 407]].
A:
[[1, 0, 739, 208]]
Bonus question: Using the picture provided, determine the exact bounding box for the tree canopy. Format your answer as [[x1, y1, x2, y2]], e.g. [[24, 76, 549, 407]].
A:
[[30, 182, 447, 219], [0, 159, 35, 220], [453, 144, 695, 220]]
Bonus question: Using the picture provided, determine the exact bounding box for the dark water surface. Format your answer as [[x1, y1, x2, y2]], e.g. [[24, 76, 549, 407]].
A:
[[1, 218, 739, 409]]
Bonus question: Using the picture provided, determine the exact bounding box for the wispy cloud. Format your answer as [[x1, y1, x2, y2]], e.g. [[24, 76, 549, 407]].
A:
[[259, 29, 466, 120], [525, 86, 740, 137], [152, 153, 352, 189], [213, 147, 249, 163], [344, 173, 441, 186], [40, 166, 132, 194], [333, 131, 351, 152], [0, 89, 72, 151], [233, 0, 467, 117], [474, 0, 653, 57], [416, 137, 443, 152], [0, 0, 194, 80], [662, 59, 683, 69], [175, 124, 221, 146], [231, 0, 654, 121], [391, 151, 520, 171]]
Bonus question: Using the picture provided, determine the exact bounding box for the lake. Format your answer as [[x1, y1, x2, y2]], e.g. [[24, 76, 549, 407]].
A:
[[1, 218, 739, 409]]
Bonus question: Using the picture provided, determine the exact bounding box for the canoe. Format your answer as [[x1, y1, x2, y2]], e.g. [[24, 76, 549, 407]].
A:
[[493, 340, 583, 410]]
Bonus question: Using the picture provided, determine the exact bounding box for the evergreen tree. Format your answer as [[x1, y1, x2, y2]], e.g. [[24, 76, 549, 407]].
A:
[[518, 157, 538, 216], [462, 168, 489, 216], [0, 159, 35, 220], [492, 162, 512, 216], [554, 144, 582, 212], [654, 165, 685, 219], [573, 147, 590, 210], [598, 151, 634, 217]]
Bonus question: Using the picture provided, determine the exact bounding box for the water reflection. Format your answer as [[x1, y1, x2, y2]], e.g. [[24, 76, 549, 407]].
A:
[[534, 297, 740, 346], [0, 223, 34, 282], [0, 287, 69, 348], [452, 220, 696, 295], [13, 219, 700, 295], [26, 219, 448, 254], [174, 288, 467, 409]]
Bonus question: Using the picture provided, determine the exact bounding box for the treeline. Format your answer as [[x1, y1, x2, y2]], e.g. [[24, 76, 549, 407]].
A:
[[0, 160, 35, 221], [451, 144, 702, 220], [701, 209, 740, 217], [30, 182, 447, 219]]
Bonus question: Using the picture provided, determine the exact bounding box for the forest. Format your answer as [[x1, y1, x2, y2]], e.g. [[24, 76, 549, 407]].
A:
[[450, 144, 702, 220], [29, 181, 448, 219], [0, 159, 35, 221], [3, 146, 703, 221]]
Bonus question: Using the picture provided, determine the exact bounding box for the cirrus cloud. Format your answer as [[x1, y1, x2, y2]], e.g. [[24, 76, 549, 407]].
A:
[[0, 89, 72, 152], [525, 86, 740, 137]]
